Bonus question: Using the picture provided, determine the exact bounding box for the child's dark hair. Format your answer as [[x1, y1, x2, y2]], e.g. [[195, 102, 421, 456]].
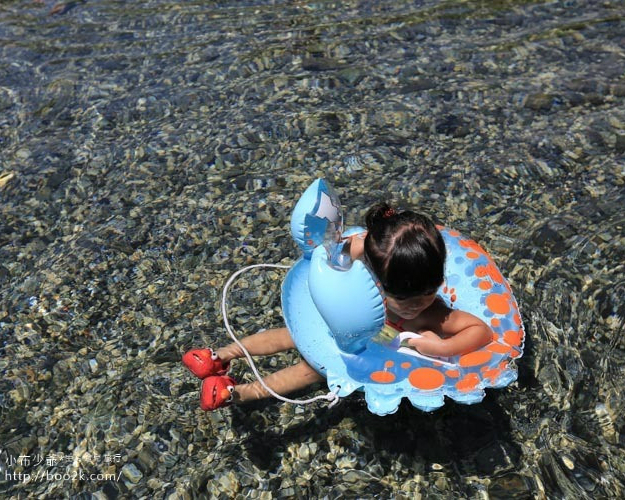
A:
[[364, 202, 446, 298]]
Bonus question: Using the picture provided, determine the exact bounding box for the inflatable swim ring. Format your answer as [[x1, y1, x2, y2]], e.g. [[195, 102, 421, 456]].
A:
[[281, 179, 525, 415]]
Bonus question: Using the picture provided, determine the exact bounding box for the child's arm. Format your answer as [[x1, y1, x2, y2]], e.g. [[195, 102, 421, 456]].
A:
[[406, 302, 492, 357], [347, 232, 366, 260]]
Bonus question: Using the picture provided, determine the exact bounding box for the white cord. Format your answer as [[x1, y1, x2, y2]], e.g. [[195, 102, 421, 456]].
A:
[[220, 263, 340, 408]]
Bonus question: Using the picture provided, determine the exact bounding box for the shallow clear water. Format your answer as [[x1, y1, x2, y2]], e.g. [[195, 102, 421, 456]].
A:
[[1, 0, 624, 498]]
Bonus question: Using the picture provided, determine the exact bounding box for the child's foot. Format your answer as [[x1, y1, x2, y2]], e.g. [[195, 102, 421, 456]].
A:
[[182, 348, 230, 379], [200, 375, 237, 411]]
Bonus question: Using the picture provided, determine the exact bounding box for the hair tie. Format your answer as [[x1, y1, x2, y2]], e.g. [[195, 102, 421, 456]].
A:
[[383, 208, 397, 218]]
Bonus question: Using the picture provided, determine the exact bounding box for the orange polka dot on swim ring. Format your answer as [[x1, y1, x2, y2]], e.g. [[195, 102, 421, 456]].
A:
[[486, 293, 511, 315], [456, 373, 480, 392], [466, 251, 480, 259], [486, 342, 512, 354], [370, 371, 396, 383], [479, 280, 492, 290], [459, 350, 492, 367], [408, 368, 445, 391], [503, 329, 523, 347], [475, 263, 504, 284], [482, 367, 502, 383], [459, 239, 486, 254]]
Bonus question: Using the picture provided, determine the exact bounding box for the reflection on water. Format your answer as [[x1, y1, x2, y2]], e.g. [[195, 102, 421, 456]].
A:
[[1, 0, 624, 497]]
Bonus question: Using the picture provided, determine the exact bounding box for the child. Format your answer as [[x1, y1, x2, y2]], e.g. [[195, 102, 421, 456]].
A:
[[183, 202, 492, 410]]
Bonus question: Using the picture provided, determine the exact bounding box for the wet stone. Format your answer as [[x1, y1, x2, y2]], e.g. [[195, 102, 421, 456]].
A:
[[102, 481, 120, 500], [565, 78, 599, 93], [301, 57, 344, 71], [435, 115, 471, 137], [584, 93, 605, 106], [488, 473, 533, 499], [400, 78, 437, 93], [337, 68, 366, 86], [566, 92, 585, 107], [524, 93, 555, 111], [611, 83, 625, 97], [138, 446, 158, 472], [122, 463, 143, 484], [0, 265, 9, 282]]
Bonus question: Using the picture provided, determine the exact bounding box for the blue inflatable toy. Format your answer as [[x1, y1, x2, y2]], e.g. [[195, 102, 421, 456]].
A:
[[281, 179, 525, 415]]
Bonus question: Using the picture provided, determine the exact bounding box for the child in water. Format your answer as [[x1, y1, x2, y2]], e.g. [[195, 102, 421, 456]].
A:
[[183, 203, 492, 410]]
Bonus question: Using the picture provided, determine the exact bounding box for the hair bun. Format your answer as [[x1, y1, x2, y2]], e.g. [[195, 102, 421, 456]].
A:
[[365, 202, 396, 229]]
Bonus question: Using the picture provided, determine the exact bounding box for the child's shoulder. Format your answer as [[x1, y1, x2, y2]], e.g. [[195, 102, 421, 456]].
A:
[[405, 298, 452, 331]]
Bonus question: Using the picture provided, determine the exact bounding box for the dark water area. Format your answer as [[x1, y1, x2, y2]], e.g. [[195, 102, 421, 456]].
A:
[[1, 0, 624, 498]]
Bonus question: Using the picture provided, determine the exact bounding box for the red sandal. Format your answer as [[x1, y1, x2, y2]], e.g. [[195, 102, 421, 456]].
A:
[[200, 375, 237, 410], [182, 348, 230, 379]]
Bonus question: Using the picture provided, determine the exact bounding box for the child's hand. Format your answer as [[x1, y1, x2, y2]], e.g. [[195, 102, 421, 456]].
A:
[[406, 331, 447, 357]]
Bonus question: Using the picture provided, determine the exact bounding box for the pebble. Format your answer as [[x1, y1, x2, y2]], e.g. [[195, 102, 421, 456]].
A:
[[138, 446, 158, 472], [122, 463, 144, 484], [561, 455, 575, 470], [301, 57, 345, 71], [0, 171, 16, 188], [9, 383, 30, 404], [217, 472, 240, 493], [524, 93, 555, 111]]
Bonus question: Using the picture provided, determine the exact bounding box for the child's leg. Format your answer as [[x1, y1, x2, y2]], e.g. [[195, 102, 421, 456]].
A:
[[195, 328, 325, 408], [233, 360, 324, 403], [216, 327, 295, 362]]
